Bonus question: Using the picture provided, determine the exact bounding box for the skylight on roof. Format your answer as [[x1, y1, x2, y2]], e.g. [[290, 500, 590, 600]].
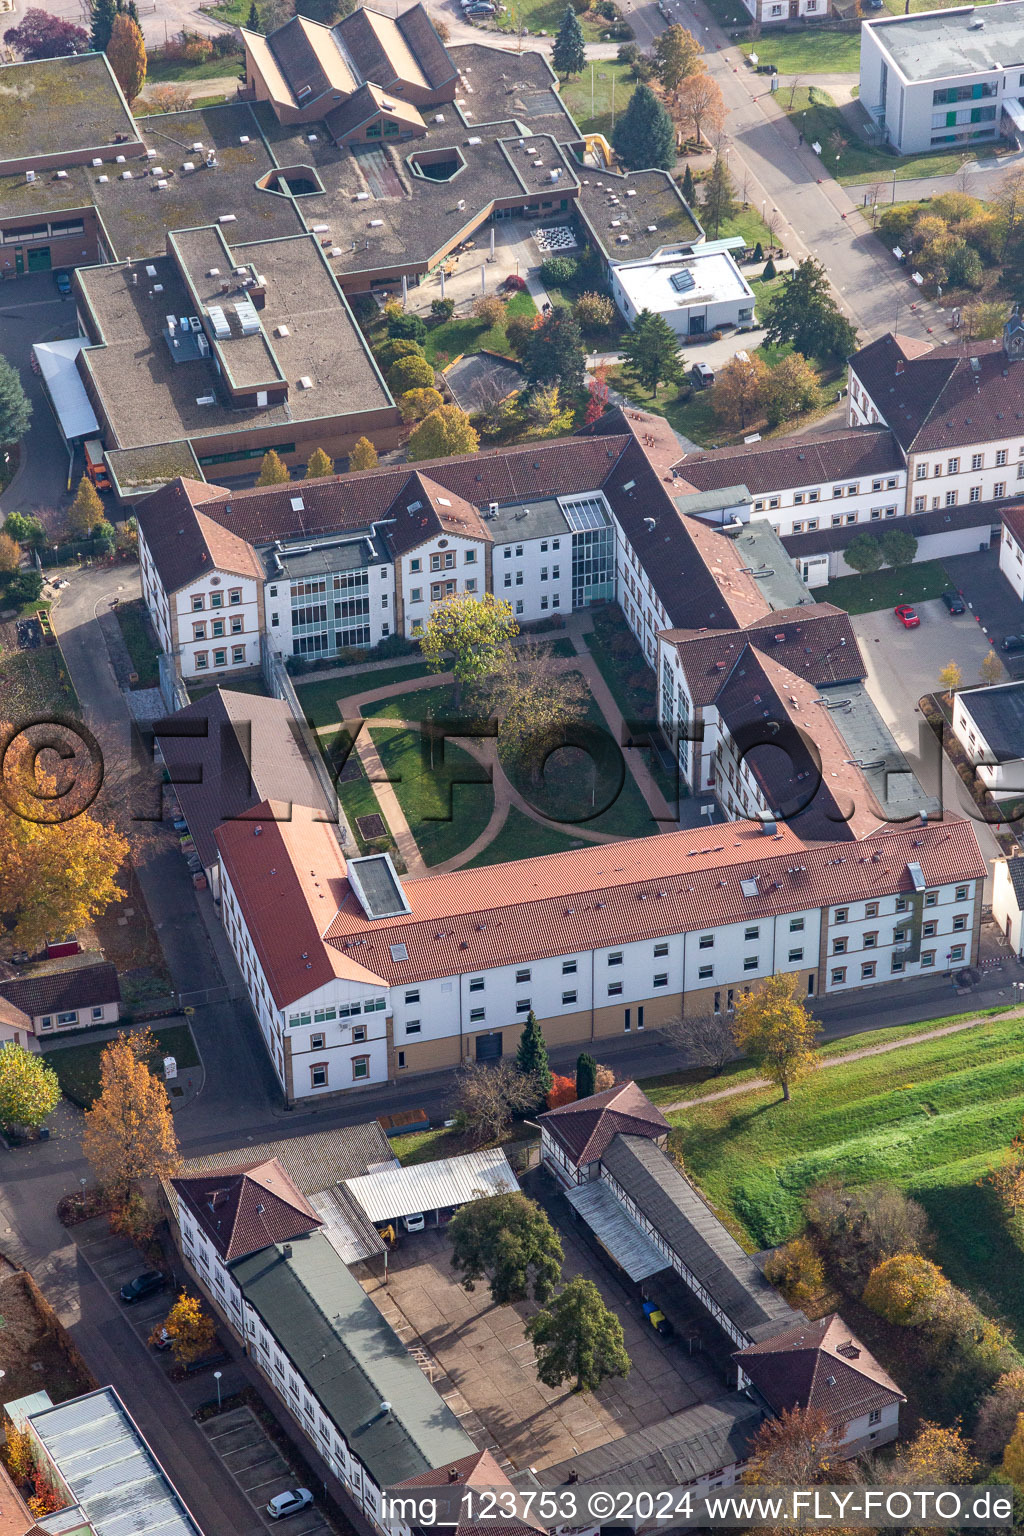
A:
[[740, 878, 759, 897], [348, 854, 412, 920]]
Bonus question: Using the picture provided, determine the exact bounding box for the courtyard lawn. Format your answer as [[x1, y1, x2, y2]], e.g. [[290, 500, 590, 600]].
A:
[[740, 31, 860, 75], [668, 1008, 1024, 1342], [360, 681, 457, 722], [464, 805, 588, 865], [717, 207, 779, 251], [821, 559, 953, 614], [146, 48, 244, 82], [423, 290, 538, 368], [115, 599, 161, 688], [294, 661, 433, 729], [494, 0, 606, 43], [560, 59, 637, 138], [782, 87, 973, 186], [369, 725, 494, 866], [0, 639, 80, 720], [46, 1024, 199, 1108]]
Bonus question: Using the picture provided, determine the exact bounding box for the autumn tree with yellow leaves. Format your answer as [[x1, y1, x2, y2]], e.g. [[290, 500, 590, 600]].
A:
[[82, 1030, 180, 1202], [731, 975, 818, 1102], [152, 1291, 217, 1365]]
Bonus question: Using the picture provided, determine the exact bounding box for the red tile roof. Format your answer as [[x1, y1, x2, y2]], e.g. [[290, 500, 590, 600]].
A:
[[136, 479, 263, 595], [850, 332, 1024, 456], [540, 1080, 669, 1166], [664, 604, 864, 708], [172, 1157, 322, 1261], [215, 803, 387, 1008], [1002, 503, 1024, 548], [734, 1314, 905, 1426], [381, 471, 490, 557], [0, 997, 31, 1034], [678, 426, 903, 497], [0, 961, 120, 1020]]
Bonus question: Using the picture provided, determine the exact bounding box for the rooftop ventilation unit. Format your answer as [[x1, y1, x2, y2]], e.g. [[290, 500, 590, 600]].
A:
[[276, 324, 290, 338], [91, 158, 102, 167], [240, 134, 250, 144], [369, 218, 384, 227], [97, 174, 108, 183], [56, 170, 68, 180], [297, 375, 313, 389], [182, 161, 195, 173], [145, 264, 157, 277], [207, 267, 221, 278], [234, 299, 261, 335], [196, 394, 216, 405], [218, 213, 236, 224], [121, 170, 132, 180], [207, 305, 231, 340], [191, 142, 204, 153], [115, 155, 125, 164]]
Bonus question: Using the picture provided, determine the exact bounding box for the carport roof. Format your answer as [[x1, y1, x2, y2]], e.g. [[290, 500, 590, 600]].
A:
[[233, 1230, 475, 1484], [32, 340, 99, 442], [565, 1179, 669, 1282], [344, 1147, 517, 1223]]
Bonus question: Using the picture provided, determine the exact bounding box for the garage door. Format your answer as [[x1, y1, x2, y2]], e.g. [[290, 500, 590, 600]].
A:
[[475, 1032, 502, 1062], [27, 247, 51, 272]]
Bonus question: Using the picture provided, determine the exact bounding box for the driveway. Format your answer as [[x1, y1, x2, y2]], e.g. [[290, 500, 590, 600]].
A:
[[944, 548, 1024, 676], [852, 599, 1004, 881], [0, 271, 81, 520]]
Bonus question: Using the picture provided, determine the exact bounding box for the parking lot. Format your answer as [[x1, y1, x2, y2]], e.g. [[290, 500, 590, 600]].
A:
[[945, 549, 1024, 673], [202, 1409, 331, 1536], [361, 1169, 728, 1474]]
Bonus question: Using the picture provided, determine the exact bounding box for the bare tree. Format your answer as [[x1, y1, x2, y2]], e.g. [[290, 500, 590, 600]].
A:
[[787, 74, 801, 110], [867, 181, 884, 227], [450, 1060, 541, 1146], [675, 72, 726, 148], [662, 1012, 735, 1074], [993, 164, 1024, 256]]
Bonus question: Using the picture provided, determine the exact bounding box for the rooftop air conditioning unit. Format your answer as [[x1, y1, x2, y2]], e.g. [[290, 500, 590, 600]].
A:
[[115, 154, 125, 164], [218, 214, 236, 224], [196, 394, 216, 405], [92, 158, 102, 167], [121, 171, 132, 180], [297, 376, 313, 389]]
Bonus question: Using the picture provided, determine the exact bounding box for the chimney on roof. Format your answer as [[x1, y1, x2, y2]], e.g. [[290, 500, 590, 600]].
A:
[[895, 359, 905, 376], [282, 1242, 292, 1258]]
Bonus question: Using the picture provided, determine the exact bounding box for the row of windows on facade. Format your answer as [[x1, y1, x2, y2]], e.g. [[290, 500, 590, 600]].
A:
[[287, 998, 387, 1027], [754, 476, 900, 512], [784, 507, 899, 534], [915, 450, 1021, 477], [191, 588, 243, 611], [193, 615, 245, 640], [832, 913, 968, 953], [832, 944, 965, 983], [913, 485, 1011, 511], [194, 645, 247, 669], [39, 1006, 106, 1029], [409, 549, 477, 573]]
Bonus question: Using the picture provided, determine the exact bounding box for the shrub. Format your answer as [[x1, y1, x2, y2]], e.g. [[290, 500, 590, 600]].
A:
[[387, 354, 436, 394], [181, 32, 213, 62], [473, 294, 506, 327], [573, 291, 615, 329], [764, 1236, 825, 1308], [753, 241, 763, 262], [503, 273, 527, 291], [546, 1073, 576, 1109], [376, 337, 425, 370], [540, 255, 577, 285], [211, 29, 239, 53], [387, 311, 427, 343], [5, 570, 42, 606], [430, 296, 455, 322], [505, 312, 538, 357]]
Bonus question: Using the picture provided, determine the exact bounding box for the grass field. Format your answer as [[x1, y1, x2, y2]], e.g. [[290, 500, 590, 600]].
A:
[[822, 559, 953, 613], [115, 599, 161, 688], [0, 636, 80, 720], [295, 662, 433, 728], [464, 805, 588, 865], [369, 725, 493, 865], [46, 1024, 199, 1108], [781, 87, 973, 186], [146, 49, 243, 82], [423, 290, 538, 367], [740, 31, 861, 74], [668, 1009, 1024, 1342], [561, 59, 637, 138]]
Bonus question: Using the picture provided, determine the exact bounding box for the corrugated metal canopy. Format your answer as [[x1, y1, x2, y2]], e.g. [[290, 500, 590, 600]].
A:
[[566, 1178, 670, 1282], [32, 339, 100, 441], [345, 1148, 517, 1223]]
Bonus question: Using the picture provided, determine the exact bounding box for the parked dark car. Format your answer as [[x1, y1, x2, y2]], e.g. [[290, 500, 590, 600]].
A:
[[120, 1270, 165, 1304], [1003, 635, 1024, 653], [941, 590, 966, 614]]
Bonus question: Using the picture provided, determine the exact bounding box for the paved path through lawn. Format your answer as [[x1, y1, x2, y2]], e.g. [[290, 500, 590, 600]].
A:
[[659, 1007, 1019, 1115]]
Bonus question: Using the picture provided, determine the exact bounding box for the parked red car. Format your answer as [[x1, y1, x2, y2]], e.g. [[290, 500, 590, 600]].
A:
[[894, 605, 921, 629]]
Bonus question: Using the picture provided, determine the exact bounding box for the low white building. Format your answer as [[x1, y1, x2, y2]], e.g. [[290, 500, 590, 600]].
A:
[[610, 242, 755, 339], [999, 502, 1024, 599], [993, 855, 1024, 953], [859, 3, 1023, 157], [952, 678, 1024, 800]]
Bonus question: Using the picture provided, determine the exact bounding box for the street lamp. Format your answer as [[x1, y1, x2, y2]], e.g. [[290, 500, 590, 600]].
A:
[[213, 1370, 223, 1410]]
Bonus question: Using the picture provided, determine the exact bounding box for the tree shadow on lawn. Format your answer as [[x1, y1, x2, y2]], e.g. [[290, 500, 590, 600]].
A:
[[914, 1178, 1024, 1350]]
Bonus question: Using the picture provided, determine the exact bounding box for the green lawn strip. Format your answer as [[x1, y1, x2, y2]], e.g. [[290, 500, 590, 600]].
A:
[[718, 207, 779, 251], [740, 32, 860, 74], [0, 644, 80, 719], [146, 50, 243, 82], [115, 598, 161, 688], [360, 682, 458, 722], [582, 611, 681, 804], [394, 1124, 540, 1166], [464, 804, 588, 866], [424, 290, 537, 368], [666, 1012, 1024, 1335], [780, 87, 972, 186], [206, 0, 247, 19], [46, 1024, 199, 1108], [821, 558, 953, 614], [369, 725, 494, 865], [560, 59, 637, 138], [294, 662, 433, 728], [493, 0, 605, 43]]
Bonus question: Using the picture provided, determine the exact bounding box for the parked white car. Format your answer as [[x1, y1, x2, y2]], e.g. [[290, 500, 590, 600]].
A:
[[267, 1490, 314, 1520]]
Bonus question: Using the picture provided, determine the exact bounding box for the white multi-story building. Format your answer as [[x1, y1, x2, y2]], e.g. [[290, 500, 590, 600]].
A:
[[214, 804, 985, 1099], [999, 502, 1024, 598], [859, 3, 1024, 157]]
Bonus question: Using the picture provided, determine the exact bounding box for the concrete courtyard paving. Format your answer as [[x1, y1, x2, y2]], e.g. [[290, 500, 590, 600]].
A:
[[358, 1175, 724, 1474]]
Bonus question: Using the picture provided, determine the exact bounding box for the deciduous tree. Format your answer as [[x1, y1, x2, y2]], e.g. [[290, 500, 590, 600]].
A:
[[612, 82, 675, 172], [742, 1406, 850, 1486], [583, 366, 609, 425], [490, 636, 588, 772], [349, 436, 378, 471], [388, 353, 435, 395], [573, 291, 615, 331], [3, 9, 89, 57], [399, 386, 443, 423], [731, 975, 818, 1102], [978, 1372, 1024, 1460], [981, 649, 1004, 686], [881, 525, 918, 567], [762, 352, 821, 428], [420, 590, 517, 705], [375, 337, 425, 370], [764, 1235, 825, 1309], [304, 447, 333, 479], [82, 1030, 181, 1199], [516, 1010, 553, 1100], [895, 1419, 977, 1484], [1001, 1413, 1024, 1488], [621, 308, 682, 395], [143, 82, 192, 111], [526, 383, 574, 437], [0, 355, 32, 446], [765, 257, 858, 363], [407, 404, 479, 461], [805, 1180, 932, 1291], [575, 1051, 598, 1099], [862, 1253, 949, 1326], [527, 1275, 630, 1392], [711, 352, 768, 431], [4, 512, 45, 546], [153, 1291, 217, 1364], [0, 533, 20, 574], [256, 449, 290, 486], [0, 1045, 60, 1131], [552, 3, 585, 78], [67, 475, 104, 539], [701, 150, 736, 239], [939, 660, 963, 699], [652, 23, 702, 94], [661, 1012, 734, 1074], [450, 1060, 541, 1148], [842, 532, 885, 575], [450, 1191, 562, 1303], [675, 70, 724, 147], [107, 12, 146, 103]]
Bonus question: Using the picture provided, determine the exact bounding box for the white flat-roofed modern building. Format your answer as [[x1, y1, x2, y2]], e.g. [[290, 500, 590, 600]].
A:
[[860, 2, 1024, 155], [609, 242, 756, 339]]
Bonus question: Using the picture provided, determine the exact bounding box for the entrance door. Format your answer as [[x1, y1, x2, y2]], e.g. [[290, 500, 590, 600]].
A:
[[475, 1032, 502, 1062], [27, 246, 51, 272], [14, 250, 23, 275]]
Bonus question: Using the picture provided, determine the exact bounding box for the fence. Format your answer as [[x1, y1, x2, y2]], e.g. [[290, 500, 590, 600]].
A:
[[261, 636, 353, 852]]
